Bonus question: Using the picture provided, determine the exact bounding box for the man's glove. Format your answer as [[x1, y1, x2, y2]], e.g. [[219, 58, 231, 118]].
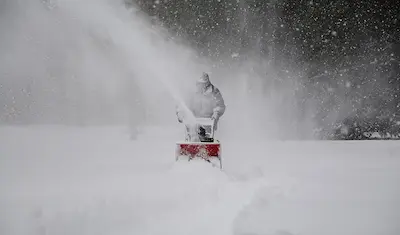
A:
[[211, 112, 219, 121], [211, 112, 219, 131], [176, 110, 184, 123]]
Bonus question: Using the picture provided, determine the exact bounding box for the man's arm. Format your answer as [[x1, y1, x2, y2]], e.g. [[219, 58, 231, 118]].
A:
[[213, 88, 226, 118]]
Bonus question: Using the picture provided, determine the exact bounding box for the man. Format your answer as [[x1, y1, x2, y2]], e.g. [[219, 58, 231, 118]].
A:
[[176, 72, 226, 131]]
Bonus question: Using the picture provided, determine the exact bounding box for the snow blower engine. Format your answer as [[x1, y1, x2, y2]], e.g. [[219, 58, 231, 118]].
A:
[[175, 118, 222, 169]]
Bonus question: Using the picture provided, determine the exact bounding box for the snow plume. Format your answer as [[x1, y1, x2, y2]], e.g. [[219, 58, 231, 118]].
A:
[[0, 0, 202, 126], [1, 1, 184, 125], [0, 0, 313, 139]]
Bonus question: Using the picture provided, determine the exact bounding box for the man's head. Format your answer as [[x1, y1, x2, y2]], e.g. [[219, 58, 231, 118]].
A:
[[196, 72, 211, 93]]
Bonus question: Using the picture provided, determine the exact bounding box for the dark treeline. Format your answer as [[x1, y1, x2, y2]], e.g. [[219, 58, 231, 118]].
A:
[[129, 0, 400, 139]]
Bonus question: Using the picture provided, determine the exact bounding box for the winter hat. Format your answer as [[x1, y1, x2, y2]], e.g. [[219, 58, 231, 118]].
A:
[[197, 72, 210, 84]]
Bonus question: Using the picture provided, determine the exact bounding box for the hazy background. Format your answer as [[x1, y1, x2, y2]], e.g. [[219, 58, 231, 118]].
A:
[[0, 0, 399, 140]]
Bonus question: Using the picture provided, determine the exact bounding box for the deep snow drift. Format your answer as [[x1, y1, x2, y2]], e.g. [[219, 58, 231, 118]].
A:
[[1, 126, 400, 235]]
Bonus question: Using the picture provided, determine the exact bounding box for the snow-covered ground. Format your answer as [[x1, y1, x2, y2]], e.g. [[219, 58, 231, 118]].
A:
[[1, 125, 399, 235]]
